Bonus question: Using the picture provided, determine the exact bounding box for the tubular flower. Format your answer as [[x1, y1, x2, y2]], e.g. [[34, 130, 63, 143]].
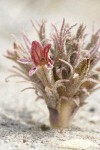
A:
[[17, 41, 53, 76]]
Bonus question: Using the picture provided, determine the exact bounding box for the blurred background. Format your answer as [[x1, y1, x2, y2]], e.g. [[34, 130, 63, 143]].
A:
[[0, 0, 100, 132], [0, 0, 100, 65], [0, 0, 100, 40]]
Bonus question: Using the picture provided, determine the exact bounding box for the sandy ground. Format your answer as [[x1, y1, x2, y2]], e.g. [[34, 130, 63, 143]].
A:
[[0, 0, 100, 149]]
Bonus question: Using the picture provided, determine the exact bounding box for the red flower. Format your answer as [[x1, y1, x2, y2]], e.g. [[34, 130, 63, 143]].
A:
[[17, 41, 53, 76]]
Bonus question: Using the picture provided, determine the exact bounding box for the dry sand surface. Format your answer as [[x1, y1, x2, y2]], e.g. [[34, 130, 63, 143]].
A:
[[0, 0, 100, 149]]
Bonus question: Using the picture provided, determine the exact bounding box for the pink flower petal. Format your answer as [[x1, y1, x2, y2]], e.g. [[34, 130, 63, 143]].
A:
[[29, 67, 37, 76], [31, 41, 43, 65], [17, 58, 31, 64], [32, 41, 43, 57], [44, 44, 51, 61]]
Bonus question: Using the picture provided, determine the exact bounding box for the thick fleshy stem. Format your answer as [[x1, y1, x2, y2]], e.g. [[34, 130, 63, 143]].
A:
[[36, 66, 53, 87]]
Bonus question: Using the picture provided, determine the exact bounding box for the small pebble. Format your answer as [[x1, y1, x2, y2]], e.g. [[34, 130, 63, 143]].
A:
[[89, 107, 95, 112], [40, 124, 50, 131], [23, 139, 27, 143], [89, 116, 100, 124]]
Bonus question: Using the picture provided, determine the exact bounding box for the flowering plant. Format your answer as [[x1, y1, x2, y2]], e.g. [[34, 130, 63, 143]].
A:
[[6, 19, 100, 129]]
